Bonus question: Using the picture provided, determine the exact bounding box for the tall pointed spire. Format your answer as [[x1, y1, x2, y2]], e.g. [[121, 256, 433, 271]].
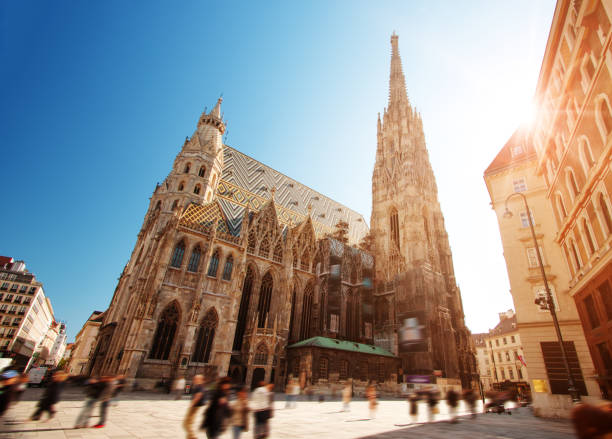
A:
[[388, 33, 408, 110], [210, 97, 223, 118]]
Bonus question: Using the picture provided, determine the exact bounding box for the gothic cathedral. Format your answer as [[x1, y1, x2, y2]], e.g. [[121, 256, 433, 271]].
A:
[[88, 34, 476, 391]]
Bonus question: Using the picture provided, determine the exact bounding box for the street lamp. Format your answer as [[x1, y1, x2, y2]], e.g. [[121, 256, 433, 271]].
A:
[[503, 192, 581, 403]]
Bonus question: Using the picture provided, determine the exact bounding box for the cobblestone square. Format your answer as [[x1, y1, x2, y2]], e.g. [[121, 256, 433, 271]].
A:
[[0, 388, 575, 438]]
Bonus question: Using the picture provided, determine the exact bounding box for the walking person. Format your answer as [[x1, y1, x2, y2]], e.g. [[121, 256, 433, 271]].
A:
[[425, 387, 439, 423], [13, 373, 29, 404], [93, 376, 116, 428], [462, 388, 477, 419], [284, 379, 299, 409], [74, 377, 103, 428], [183, 375, 206, 439], [201, 377, 232, 439], [366, 382, 378, 419], [446, 388, 459, 423], [230, 386, 250, 439], [30, 371, 68, 421], [341, 380, 352, 412], [408, 392, 420, 422], [174, 375, 187, 400], [251, 381, 271, 439], [0, 373, 19, 418]]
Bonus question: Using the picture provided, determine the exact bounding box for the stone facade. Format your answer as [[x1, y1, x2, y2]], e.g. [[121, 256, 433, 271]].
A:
[[370, 34, 476, 388], [88, 34, 475, 391]]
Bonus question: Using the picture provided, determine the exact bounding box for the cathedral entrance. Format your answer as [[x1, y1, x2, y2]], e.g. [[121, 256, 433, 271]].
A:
[[252, 368, 265, 390]]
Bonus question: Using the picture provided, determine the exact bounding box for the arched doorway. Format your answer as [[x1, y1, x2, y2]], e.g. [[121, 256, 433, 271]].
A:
[[252, 368, 265, 390]]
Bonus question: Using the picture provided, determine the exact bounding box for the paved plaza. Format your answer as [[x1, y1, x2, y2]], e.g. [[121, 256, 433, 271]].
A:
[[0, 388, 575, 439]]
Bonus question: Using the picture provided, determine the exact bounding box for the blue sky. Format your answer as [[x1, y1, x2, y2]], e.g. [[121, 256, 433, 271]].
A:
[[0, 1, 556, 341]]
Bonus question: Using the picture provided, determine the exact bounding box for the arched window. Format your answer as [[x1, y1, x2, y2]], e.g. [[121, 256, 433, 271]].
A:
[[198, 166, 206, 177], [170, 241, 186, 268], [346, 292, 358, 340], [583, 218, 596, 254], [194, 185, 201, 195], [571, 239, 582, 270], [578, 137, 595, 176], [232, 266, 254, 351], [178, 182, 185, 191], [187, 245, 201, 272], [257, 272, 273, 328], [207, 250, 220, 277], [222, 255, 233, 280], [555, 193, 568, 220], [247, 231, 256, 254], [184, 163, 191, 174], [172, 200, 179, 210], [566, 168, 580, 199], [259, 238, 270, 258], [254, 343, 268, 365], [599, 193, 612, 235], [598, 96, 612, 138], [339, 359, 349, 380], [390, 208, 400, 249], [192, 309, 218, 363], [273, 241, 283, 263], [149, 303, 179, 360], [288, 288, 297, 342], [300, 249, 310, 272], [300, 283, 313, 340]]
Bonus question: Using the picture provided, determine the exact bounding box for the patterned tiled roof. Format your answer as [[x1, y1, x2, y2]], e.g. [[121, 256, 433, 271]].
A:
[[288, 336, 395, 358], [180, 201, 232, 235], [216, 145, 369, 244]]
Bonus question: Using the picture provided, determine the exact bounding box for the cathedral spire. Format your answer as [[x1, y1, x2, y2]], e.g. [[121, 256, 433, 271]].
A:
[[388, 33, 408, 111]]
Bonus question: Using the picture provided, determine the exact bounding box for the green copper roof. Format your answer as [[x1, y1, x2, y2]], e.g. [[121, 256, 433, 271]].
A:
[[287, 336, 395, 358]]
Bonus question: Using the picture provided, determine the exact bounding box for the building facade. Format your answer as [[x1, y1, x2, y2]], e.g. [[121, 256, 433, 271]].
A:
[[69, 311, 104, 376], [0, 256, 56, 370], [46, 322, 67, 367], [88, 35, 475, 391], [370, 34, 476, 388], [484, 129, 599, 416], [526, 0, 612, 404], [472, 333, 494, 391]]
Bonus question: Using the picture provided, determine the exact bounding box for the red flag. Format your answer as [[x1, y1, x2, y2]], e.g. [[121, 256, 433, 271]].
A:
[[518, 355, 527, 367]]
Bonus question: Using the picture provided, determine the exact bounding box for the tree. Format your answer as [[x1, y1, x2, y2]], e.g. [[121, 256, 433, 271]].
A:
[[330, 220, 349, 244], [359, 232, 374, 253]]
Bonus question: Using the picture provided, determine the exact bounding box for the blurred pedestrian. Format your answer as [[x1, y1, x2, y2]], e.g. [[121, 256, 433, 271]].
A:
[[571, 402, 612, 439], [284, 379, 299, 409], [183, 375, 206, 439], [251, 381, 271, 439], [446, 388, 459, 423], [408, 392, 419, 422], [30, 370, 68, 421], [174, 375, 186, 400], [366, 382, 377, 419], [111, 374, 126, 406], [13, 373, 29, 404], [93, 376, 116, 428], [425, 387, 439, 423], [462, 388, 477, 418], [342, 380, 352, 412], [0, 372, 19, 417], [75, 377, 103, 428], [202, 377, 232, 439], [230, 386, 250, 439]]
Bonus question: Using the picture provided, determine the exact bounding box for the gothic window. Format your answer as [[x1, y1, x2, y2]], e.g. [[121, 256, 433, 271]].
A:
[[599, 193, 612, 235], [184, 163, 191, 173], [300, 283, 313, 340], [170, 241, 186, 268], [247, 231, 256, 254], [319, 357, 329, 379], [583, 219, 596, 254], [273, 241, 283, 263], [571, 239, 582, 270], [390, 208, 400, 249], [198, 166, 206, 177], [207, 250, 220, 277], [300, 249, 310, 272], [257, 272, 273, 328], [149, 303, 179, 360], [555, 193, 568, 221], [339, 359, 349, 380], [346, 292, 358, 339], [192, 309, 218, 363], [194, 185, 201, 195], [187, 245, 201, 272], [178, 182, 185, 191], [259, 238, 270, 258], [319, 288, 327, 332], [221, 255, 233, 280], [232, 266, 254, 351], [292, 250, 298, 268], [578, 137, 595, 176], [254, 343, 268, 365], [288, 287, 297, 342]]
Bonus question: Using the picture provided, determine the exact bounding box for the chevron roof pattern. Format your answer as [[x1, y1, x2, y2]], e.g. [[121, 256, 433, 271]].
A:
[[216, 145, 369, 244]]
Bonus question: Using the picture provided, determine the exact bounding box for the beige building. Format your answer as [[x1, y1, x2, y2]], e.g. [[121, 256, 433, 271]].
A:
[[0, 256, 56, 370], [68, 311, 103, 376], [486, 310, 529, 388], [485, 127, 599, 416], [472, 333, 494, 390], [528, 0, 612, 403]]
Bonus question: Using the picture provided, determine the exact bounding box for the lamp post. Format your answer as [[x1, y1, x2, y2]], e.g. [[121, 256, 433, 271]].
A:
[[503, 192, 580, 403]]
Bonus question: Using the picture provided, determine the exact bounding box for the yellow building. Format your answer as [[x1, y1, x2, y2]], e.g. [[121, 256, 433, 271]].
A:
[[529, 0, 612, 403], [484, 129, 599, 417], [472, 333, 494, 390]]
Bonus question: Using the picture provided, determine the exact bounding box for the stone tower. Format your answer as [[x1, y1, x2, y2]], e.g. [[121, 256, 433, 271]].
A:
[[371, 34, 475, 387]]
